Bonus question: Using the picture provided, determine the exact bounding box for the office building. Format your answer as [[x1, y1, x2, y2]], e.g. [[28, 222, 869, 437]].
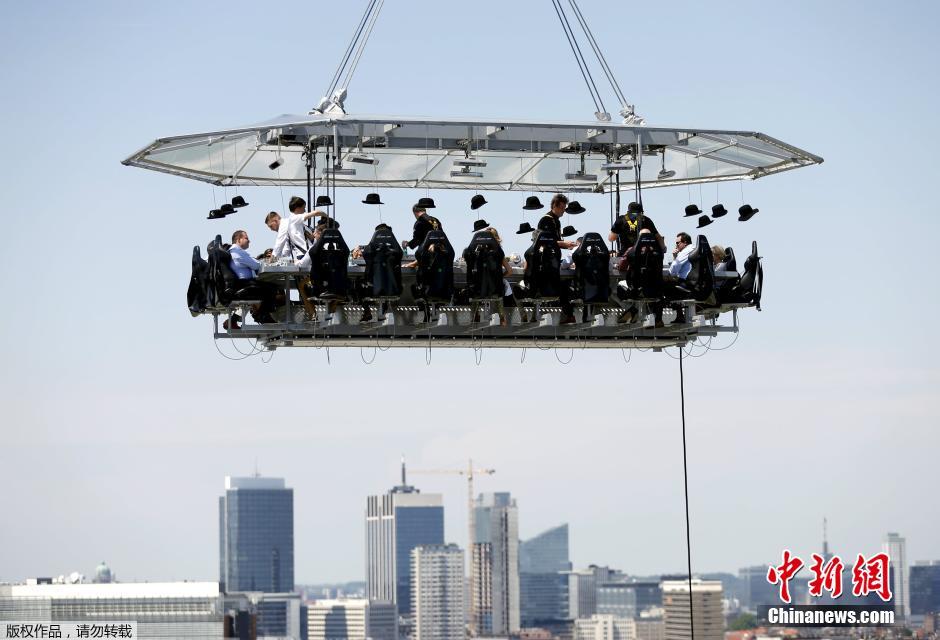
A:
[[520, 524, 571, 627], [635, 616, 665, 640], [366, 463, 445, 617], [471, 492, 520, 635], [0, 581, 222, 639], [574, 614, 637, 640], [661, 580, 723, 640], [883, 532, 910, 620], [567, 566, 614, 620], [307, 598, 396, 640], [412, 544, 465, 640], [224, 591, 302, 639], [220, 475, 294, 593], [911, 561, 940, 616], [738, 566, 779, 611]]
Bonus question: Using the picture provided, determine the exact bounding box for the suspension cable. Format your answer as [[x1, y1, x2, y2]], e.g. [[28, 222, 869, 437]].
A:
[[678, 348, 696, 640], [340, 0, 384, 93], [567, 0, 629, 108], [550, 0, 606, 116], [324, 0, 378, 101]]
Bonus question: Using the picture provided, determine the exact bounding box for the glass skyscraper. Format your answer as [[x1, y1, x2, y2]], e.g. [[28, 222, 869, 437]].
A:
[[471, 492, 520, 635], [366, 466, 444, 617], [520, 523, 570, 626], [219, 476, 294, 593]]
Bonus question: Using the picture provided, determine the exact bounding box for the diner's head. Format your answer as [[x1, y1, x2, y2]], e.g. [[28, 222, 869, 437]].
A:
[[265, 211, 281, 232], [676, 232, 692, 250], [288, 196, 306, 213], [231, 230, 250, 249], [550, 193, 569, 215], [412, 204, 426, 218], [711, 244, 725, 266], [488, 228, 503, 244]]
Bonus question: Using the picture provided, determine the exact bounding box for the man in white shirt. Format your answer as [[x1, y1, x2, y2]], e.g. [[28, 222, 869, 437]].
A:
[[668, 232, 695, 280], [265, 196, 326, 264], [263, 196, 328, 320]]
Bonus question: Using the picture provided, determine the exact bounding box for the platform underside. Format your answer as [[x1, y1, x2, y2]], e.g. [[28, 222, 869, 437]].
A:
[[211, 303, 744, 350]]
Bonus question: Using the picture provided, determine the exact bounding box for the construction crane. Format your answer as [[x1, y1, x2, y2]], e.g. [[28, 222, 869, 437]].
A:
[[411, 458, 495, 636]]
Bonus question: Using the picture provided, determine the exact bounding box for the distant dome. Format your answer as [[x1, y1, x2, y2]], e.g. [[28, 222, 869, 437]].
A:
[[94, 562, 112, 583]]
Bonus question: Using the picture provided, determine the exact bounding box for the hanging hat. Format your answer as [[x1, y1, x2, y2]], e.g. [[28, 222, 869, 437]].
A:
[[219, 203, 237, 216], [711, 204, 728, 218], [415, 197, 436, 209], [231, 195, 249, 208], [470, 194, 488, 210], [362, 193, 384, 205], [684, 204, 702, 217], [697, 215, 713, 228], [626, 201, 643, 214], [522, 196, 544, 210], [315, 195, 334, 208], [473, 219, 490, 232], [738, 204, 760, 221], [565, 201, 586, 214], [516, 222, 535, 234], [207, 209, 225, 220], [562, 225, 578, 238]]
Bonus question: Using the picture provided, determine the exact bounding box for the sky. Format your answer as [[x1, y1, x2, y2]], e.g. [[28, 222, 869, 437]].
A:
[[0, 1, 938, 585]]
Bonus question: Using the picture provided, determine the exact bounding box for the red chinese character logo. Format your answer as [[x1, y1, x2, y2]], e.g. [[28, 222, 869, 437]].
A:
[[851, 553, 892, 601], [767, 549, 804, 603], [808, 553, 844, 598]]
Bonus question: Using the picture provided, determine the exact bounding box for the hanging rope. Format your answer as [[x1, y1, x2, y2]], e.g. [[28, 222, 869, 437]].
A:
[[678, 348, 696, 640]]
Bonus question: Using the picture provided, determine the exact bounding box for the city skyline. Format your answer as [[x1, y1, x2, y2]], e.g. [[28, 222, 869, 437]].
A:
[[2, 0, 938, 590]]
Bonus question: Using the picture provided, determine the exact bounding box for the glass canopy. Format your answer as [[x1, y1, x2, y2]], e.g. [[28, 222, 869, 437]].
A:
[[123, 112, 822, 192]]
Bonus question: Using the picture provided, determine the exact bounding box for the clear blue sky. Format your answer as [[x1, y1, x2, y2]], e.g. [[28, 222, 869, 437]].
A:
[[1, 1, 937, 583]]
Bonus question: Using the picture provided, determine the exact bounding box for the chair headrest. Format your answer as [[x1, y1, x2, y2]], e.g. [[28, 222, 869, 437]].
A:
[[574, 232, 607, 255]]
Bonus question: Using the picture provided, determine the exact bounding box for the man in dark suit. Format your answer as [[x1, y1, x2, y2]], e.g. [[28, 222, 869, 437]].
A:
[[536, 194, 578, 324], [403, 202, 443, 250]]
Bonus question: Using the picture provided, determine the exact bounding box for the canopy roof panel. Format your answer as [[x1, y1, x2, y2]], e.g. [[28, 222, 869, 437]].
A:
[[123, 112, 822, 192]]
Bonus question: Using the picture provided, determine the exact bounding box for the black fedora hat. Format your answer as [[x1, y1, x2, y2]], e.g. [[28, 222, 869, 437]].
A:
[[738, 204, 760, 221], [219, 203, 237, 216], [697, 215, 713, 228], [562, 225, 578, 238], [626, 201, 643, 215], [711, 204, 728, 218], [315, 195, 334, 208], [231, 195, 249, 208], [473, 219, 490, 232], [415, 197, 436, 209], [565, 200, 586, 214], [684, 204, 702, 217], [362, 193, 384, 205], [470, 194, 488, 210], [516, 222, 535, 234], [522, 196, 544, 210], [207, 209, 225, 220]]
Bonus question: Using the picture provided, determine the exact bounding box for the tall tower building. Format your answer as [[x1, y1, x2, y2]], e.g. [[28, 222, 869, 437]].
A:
[[412, 544, 466, 640], [662, 580, 723, 640], [520, 524, 571, 626], [366, 462, 444, 617], [219, 476, 294, 593], [883, 532, 910, 620], [471, 492, 520, 636]]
